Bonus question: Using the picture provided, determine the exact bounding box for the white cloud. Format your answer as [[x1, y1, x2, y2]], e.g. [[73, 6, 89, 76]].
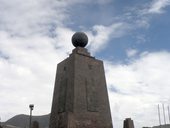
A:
[[0, 1, 170, 128], [134, 0, 170, 16], [0, 1, 76, 120], [85, 0, 170, 54], [148, 0, 170, 14], [126, 49, 138, 58], [0, 29, 73, 120], [0, 0, 68, 36], [54, 27, 75, 52], [105, 51, 170, 128], [88, 22, 131, 54]]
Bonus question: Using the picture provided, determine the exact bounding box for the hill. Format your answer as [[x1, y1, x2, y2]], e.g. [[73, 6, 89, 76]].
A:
[[3, 114, 50, 128]]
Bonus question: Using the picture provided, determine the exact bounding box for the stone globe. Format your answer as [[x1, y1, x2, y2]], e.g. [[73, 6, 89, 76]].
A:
[[72, 32, 88, 47]]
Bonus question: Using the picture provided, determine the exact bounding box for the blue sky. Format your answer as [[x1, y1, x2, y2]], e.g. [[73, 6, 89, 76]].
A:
[[0, 0, 170, 128]]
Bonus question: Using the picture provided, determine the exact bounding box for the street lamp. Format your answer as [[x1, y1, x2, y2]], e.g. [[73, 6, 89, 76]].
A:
[[0, 117, 1, 128], [29, 104, 34, 128]]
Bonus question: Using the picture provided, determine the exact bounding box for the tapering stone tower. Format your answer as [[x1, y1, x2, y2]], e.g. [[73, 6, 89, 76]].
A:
[[49, 32, 113, 128]]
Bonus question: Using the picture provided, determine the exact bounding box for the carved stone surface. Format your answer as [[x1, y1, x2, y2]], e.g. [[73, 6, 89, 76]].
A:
[[58, 78, 67, 113], [49, 47, 113, 128], [86, 78, 98, 112]]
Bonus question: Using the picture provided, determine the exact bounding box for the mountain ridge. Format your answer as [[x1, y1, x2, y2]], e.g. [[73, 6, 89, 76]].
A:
[[3, 114, 50, 128]]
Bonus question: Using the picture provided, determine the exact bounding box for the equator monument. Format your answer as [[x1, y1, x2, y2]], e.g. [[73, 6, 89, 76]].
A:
[[49, 32, 113, 128]]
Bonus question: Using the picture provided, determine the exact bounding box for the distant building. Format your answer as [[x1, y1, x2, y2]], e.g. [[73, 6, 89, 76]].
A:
[[143, 124, 170, 128], [152, 124, 170, 128]]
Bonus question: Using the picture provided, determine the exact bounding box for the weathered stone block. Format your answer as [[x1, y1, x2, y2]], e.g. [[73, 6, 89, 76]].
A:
[[123, 118, 135, 128]]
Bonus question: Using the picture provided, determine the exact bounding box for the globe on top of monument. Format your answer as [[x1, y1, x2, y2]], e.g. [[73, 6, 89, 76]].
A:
[[72, 32, 88, 48]]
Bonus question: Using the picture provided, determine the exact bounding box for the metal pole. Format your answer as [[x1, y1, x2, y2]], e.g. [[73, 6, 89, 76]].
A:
[[29, 104, 34, 128], [162, 103, 166, 125], [158, 104, 162, 127], [168, 106, 170, 124], [29, 109, 32, 128]]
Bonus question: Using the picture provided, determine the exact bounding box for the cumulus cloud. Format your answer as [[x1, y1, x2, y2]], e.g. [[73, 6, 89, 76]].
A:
[[0, 35, 50, 118], [0, 0, 79, 120], [0, 1, 170, 128], [105, 51, 170, 128], [0, 0, 113, 37], [0, 0, 69, 36], [0, 27, 75, 120]]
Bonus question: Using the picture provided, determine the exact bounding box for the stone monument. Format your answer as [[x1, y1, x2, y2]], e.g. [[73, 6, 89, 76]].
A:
[[49, 32, 113, 128], [123, 118, 135, 128]]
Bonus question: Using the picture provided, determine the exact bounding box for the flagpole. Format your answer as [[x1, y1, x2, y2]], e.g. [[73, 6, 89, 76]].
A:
[[168, 106, 170, 124], [162, 103, 166, 125], [158, 104, 162, 127]]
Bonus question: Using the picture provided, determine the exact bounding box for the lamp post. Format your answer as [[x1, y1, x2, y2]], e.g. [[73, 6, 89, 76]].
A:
[[29, 104, 34, 128]]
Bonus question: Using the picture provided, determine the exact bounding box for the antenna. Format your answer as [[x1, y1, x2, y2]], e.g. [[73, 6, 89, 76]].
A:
[[168, 105, 170, 124], [158, 104, 162, 127], [162, 103, 166, 125]]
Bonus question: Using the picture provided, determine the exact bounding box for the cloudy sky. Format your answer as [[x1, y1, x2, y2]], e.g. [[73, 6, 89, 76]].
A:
[[0, 0, 170, 128]]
